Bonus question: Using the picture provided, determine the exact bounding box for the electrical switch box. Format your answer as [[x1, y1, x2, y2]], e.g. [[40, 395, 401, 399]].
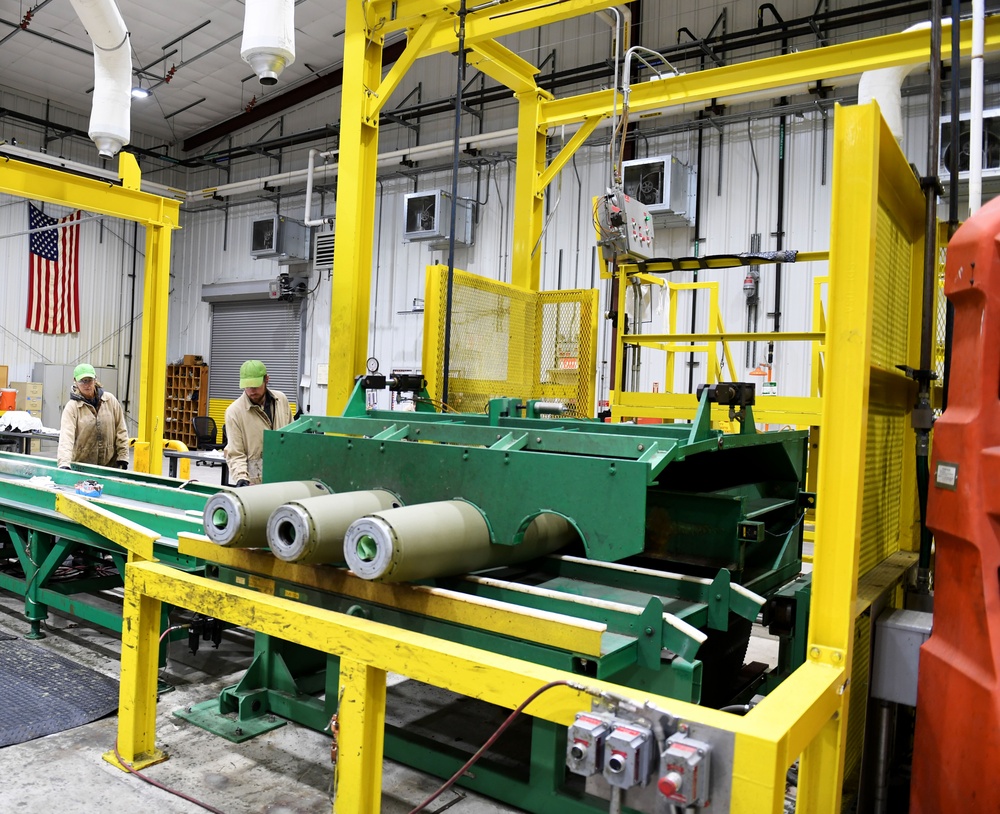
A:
[[657, 732, 712, 807], [603, 722, 656, 789], [597, 188, 656, 262], [566, 712, 612, 777]]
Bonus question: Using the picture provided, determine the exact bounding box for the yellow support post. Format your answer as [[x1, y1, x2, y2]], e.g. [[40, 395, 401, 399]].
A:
[[328, 2, 384, 413], [335, 658, 388, 814], [137, 220, 172, 475], [103, 565, 165, 770], [511, 88, 551, 291]]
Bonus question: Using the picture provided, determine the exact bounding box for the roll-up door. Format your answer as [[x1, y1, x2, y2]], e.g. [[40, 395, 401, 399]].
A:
[[208, 300, 301, 429]]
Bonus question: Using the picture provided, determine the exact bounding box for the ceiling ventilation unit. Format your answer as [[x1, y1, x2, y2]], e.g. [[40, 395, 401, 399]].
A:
[[251, 215, 310, 262], [940, 109, 1000, 180], [402, 190, 473, 247], [621, 155, 695, 226]]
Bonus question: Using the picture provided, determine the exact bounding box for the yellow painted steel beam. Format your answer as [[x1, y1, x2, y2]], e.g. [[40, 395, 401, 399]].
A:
[[467, 39, 540, 94], [541, 17, 1000, 127], [511, 89, 548, 290], [372, 0, 617, 41], [138, 221, 172, 474], [731, 660, 845, 811], [539, 115, 606, 192], [103, 570, 165, 771], [177, 534, 607, 656], [54, 486, 157, 563], [798, 102, 897, 814], [0, 154, 180, 227], [611, 393, 823, 426], [328, 2, 385, 414], [365, 18, 443, 120], [625, 331, 823, 344]]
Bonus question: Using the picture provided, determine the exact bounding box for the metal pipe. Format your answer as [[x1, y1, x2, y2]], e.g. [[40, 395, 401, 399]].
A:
[[970, 0, 986, 215], [871, 699, 894, 814], [267, 490, 401, 563], [948, 0, 961, 233], [343, 502, 576, 582], [203, 480, 331, 547]]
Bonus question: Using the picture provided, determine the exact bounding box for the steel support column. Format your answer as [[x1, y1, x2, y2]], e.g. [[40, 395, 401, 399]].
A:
[[511, 89, 551, 290], [327, 3, 384, 413]]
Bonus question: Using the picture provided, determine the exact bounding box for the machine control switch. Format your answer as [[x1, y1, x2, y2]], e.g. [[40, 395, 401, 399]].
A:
[[658, 732, 712, 806], [603, 721, 656, 789], [566, 712, 612, 777]]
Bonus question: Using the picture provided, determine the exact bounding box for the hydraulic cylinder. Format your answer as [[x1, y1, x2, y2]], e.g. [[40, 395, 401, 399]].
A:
[[203, 480, 330, 547], [267, 489, 401, 564], [343, 500, 575, 582]]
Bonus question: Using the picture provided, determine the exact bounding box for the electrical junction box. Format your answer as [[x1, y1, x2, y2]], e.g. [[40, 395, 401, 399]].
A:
[[402, 190, 473, 247], [251, 215, 310, 263], [622, 155, 695, 225], [566, 712, 612, 776], [658, 732, 712, 807], [603, 721, 655, 789], [597, 188, 656, 262], [871, 608, 932, 706]]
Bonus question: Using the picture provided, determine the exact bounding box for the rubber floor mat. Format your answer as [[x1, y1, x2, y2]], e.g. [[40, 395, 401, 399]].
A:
[[0, 639, 118, 747]]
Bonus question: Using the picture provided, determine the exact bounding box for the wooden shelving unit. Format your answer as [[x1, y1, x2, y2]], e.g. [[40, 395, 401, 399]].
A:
[[164, 363, 209, 448]]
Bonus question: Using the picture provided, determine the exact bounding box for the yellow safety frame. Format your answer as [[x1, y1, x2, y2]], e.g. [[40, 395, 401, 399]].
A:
[[327, 5, 999, 415], [0, 153, 180, 475]]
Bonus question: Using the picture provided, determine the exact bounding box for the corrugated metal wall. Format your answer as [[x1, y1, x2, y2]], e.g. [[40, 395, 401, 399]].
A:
[[2, 2, 997, 421]]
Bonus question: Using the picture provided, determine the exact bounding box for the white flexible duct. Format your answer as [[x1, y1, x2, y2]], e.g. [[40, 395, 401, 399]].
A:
[[857, 19, 951, 144], [970, 0, 985, 214], [241, 0, 296, 85], [67, 0, 131, 156]]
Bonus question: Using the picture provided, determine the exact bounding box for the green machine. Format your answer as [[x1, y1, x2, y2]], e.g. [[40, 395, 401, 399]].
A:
[[184, 380, 813, 813], [0, 452, 214, 638]]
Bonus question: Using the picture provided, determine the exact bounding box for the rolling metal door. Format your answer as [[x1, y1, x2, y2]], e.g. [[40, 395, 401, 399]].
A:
[[208, 300, 301, 402]]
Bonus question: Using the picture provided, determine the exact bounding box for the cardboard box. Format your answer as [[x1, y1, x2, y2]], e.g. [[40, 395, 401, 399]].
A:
[[0, 365, 7, 389], [11, 381, 42, 399]]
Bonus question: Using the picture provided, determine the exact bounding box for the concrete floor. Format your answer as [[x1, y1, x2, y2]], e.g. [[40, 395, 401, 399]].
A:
[[0, 447, 781, 813]]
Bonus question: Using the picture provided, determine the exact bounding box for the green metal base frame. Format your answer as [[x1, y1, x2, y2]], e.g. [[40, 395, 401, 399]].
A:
[[173, 699, 286, 743]]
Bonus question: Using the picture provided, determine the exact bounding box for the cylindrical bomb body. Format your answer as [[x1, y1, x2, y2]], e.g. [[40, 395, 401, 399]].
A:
[[343, 500, 576, 582], [204, 480, 330, 547], [267, 489, 401, 564]]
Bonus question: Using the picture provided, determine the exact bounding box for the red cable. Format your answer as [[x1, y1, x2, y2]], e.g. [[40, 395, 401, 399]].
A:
[[112, 740, 226, 814], [406, 679, 572, 814]]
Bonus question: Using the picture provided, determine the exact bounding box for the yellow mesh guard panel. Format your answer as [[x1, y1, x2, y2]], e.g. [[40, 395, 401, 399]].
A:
[[423, 265, 597, 415], [845, 612, 872, 782]]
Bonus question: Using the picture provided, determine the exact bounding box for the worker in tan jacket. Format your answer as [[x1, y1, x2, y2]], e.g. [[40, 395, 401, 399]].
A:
[[224, 360, 292, 486], [57, 363, 130, 469]]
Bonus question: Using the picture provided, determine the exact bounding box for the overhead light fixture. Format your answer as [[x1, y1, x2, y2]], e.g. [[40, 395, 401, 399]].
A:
[[131, 82, 150, 100]]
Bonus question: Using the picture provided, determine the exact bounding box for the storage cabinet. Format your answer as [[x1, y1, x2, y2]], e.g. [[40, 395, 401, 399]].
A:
[[164, 363, 209, 448]]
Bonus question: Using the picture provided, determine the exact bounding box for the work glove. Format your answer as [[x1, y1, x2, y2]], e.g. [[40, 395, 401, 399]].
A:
[[58, 465, 70, 470], [235, 479, 251, 488], [117, 461, 128, 470]]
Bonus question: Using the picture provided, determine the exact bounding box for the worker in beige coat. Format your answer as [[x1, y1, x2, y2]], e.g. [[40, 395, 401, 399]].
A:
[[57, 363, 130, 469], [224, 360, 292, 486]]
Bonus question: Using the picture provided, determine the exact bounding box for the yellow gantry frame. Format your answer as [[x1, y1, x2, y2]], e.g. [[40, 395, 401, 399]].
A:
[[0, 153, 180, 475], [326, 9, 1000, 413]]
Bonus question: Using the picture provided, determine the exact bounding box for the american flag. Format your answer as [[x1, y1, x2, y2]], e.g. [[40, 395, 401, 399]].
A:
[[26, 203, 82, 334]]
